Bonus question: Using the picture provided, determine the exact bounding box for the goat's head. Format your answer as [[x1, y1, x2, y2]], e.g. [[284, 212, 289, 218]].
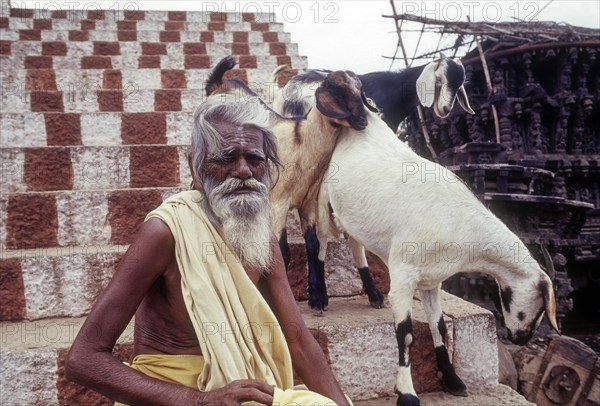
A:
[[315, 70, 369, 131], [494, 246, 560, 345], [416, 53, 475, 118]]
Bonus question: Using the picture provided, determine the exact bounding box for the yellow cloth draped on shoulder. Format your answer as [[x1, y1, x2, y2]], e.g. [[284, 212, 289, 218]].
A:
[[117, 190, 338, 405]]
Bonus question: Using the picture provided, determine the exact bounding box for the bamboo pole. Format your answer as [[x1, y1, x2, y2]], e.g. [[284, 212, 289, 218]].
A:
[[469, 16, 501, 144]]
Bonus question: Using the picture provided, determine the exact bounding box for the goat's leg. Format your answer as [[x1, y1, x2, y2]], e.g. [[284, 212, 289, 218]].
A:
[[347, 237, 384, 308], [420, 286, 467, 396], [278, 228, 291, 271], [300, 210, 328, 313], [389, 277, 420, 406], [304, 225, 328, 312]]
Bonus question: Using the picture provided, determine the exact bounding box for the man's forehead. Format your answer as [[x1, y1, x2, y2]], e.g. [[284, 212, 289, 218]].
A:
[[213, 121, 264, 145]]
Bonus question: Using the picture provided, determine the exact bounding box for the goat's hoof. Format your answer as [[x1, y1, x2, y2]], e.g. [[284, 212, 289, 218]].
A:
[[308, 295, 328, 313], [366, 288, 385, 309], [308, 301, 327, 314], [442, 373, 468, 397], [396, 393, 420, 406], [448, 387, 468, 397]]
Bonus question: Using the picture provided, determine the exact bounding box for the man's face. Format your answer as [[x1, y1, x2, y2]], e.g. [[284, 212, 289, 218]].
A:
[[200, 120, 273, 271], [203, 121, 267, 186]]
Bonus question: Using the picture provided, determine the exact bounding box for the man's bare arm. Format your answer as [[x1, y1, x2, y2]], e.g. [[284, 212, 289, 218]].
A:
[[66, 219, 275, 405], [263, 235, 350, 405]]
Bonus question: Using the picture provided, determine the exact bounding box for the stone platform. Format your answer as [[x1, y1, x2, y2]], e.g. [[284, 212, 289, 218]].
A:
[[1, 293, 500, 404]]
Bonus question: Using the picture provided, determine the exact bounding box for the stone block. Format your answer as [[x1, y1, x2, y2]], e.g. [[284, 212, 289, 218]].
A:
[[0, 350, 58, 404], [56, 191, 111, 246], [80, 113, 121, 146]]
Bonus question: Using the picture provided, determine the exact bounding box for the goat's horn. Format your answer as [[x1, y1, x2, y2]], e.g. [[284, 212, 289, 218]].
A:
[[541, 244, 555, 280], [541, 272, 561, 334], [539, 246, 560, 334]]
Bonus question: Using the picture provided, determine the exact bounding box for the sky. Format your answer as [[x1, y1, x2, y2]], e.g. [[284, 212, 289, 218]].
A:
[[15, 1, 600, 73]]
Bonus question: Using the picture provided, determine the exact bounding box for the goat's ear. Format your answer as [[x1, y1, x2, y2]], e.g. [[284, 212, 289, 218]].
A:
[[457, 86, 475, 114], [540, 273, 561, 334], [416, 62, 438, 108], [315, 86, 352, 122]]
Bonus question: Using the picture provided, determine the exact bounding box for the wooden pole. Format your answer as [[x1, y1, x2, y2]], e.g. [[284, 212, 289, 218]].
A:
[[469, 16, 501, 144]]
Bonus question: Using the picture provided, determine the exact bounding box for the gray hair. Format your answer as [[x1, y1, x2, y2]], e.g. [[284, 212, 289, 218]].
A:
[[189, 97, 281, 189]]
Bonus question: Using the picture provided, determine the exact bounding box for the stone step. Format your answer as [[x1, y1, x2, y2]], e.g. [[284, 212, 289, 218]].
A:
[[2, 38, 295, 60], [2, 88, 209, 114], [1, 144, 329, 194], [1, 187, 186, 252], [4, 8, 280, 26], [355, 385, 534, 405], [3, 65, 299, 93], [0, 293, 499, 404], [1, 111, 196, 147], [1, 82, 293, 114], [1, 145, 192, 194], [0, 42, 301, 70], [1, 225, 371, 320], [3, 27, 289, 42]]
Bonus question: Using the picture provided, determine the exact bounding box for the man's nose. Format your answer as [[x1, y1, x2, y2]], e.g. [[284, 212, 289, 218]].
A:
[[232, 158, 253, 179]]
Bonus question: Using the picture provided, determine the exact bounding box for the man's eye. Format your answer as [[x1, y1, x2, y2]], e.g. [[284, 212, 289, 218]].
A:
[[247, 156, 266, 164]]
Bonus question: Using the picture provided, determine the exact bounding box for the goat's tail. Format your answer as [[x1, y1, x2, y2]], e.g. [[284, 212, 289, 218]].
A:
[[268, 64, 291, 88], [205, 56, 237, 96]]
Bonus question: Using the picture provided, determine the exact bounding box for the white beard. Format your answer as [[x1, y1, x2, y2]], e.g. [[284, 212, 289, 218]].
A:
[[204, 176, 272, 274]]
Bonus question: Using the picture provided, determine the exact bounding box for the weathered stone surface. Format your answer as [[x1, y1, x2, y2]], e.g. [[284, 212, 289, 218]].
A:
[[45, 113, 82, 146], [498, 341, 518, 390], [324, 240, 364, 297], [154, 89, 182, 112], [56, 191, 111, 246], [21, 250, 119, 319], [6, 193, 58, 249], [161, 69, 186, 89], [437, 291, 498, 388], [355, 385, 535, 405], [0, 258, 26, 321], [1, 148, 25, 194], [129, 145, 180, 188], [107, 189, 163, 244], [166, 112, 192, 145], [0, 350, 58, 405], [0, 113, 46, 147], [70, 147, 130, 190], [302, 294, 497, 401], [24, 147, 73, 191], [80, 113, 121, 146], [120, 112, 166, 144]]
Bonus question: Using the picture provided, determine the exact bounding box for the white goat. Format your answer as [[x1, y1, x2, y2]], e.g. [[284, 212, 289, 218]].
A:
[[315, 105, 560, 405], [269, 55, 475, 312], [206, 57, 374, 311]]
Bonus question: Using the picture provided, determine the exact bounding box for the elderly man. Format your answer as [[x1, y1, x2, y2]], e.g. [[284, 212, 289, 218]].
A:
[[66, 95, 351, 405]]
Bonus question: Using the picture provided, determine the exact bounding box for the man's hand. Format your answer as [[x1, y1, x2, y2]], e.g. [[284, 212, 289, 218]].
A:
[[193, 379, 275, 406]]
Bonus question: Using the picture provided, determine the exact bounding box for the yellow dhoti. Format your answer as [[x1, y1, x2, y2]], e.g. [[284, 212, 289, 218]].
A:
[[115, 354, 338, 405]]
